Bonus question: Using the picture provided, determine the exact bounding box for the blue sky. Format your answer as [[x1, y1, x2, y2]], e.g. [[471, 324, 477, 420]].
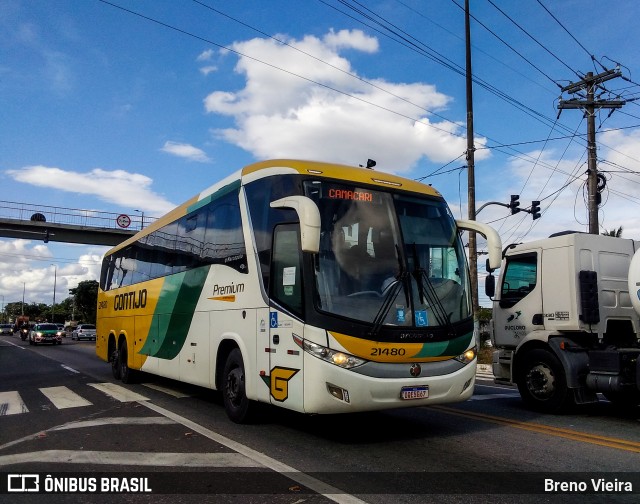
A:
[[2, 0, 640, 308]]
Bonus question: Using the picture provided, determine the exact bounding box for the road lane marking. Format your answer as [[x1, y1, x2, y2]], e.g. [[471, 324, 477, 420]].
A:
[[141, 400, 368, 504], [142, 382, 191, 398], [61, 365, 80, 373], [40, 386, 92, 409], [51, 416, 177, 431], [0, 391, 29, 415], [88, 382, 149, 402], [0, 450, 261, 467], [433, 405, 640, 453], [469, 392, 520, 401]]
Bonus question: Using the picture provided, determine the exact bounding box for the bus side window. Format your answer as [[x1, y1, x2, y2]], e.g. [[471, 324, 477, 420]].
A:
[[271, 224, 303, 316]]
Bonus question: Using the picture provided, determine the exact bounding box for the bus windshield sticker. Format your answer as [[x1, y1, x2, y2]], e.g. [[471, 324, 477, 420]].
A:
[[283, 267, 296, 286], [415, 310, 428, 327]]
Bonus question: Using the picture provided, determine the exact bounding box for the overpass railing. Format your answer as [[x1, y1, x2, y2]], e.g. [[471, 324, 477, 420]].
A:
[[0, 200, 156, 231]]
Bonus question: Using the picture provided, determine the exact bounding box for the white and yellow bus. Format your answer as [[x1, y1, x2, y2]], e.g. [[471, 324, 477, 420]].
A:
[[97, 159, 501, 422]]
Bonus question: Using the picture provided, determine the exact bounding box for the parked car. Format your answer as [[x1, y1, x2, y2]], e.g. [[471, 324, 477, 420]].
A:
[[29, 323, 63, 345], [0, 323, 14, 335], [71, 324, 96, 341]]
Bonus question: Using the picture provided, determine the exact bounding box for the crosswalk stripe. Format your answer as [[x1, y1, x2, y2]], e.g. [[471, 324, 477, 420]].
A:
[[87, 383, 149, 402], [40, 386, 93, 409], [0, 391, 29, 415], [0, 450, 262, 467]]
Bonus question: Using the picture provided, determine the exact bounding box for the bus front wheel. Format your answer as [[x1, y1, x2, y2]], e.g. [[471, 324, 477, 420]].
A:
[[222, 348, 254, 423]]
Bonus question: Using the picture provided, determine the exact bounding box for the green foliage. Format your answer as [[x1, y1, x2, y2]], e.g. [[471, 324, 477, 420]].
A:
[[69, 280, 99, 324], [477, 307, 492, 322], [602, 226, 623, 237]]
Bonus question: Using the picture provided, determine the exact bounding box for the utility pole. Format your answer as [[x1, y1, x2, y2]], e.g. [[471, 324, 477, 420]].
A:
[[558, 69, 625, 234], [464, 0, 479, 313]]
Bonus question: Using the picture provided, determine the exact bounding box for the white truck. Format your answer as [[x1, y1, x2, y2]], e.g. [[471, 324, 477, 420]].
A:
[[487, 231, 640, 412]]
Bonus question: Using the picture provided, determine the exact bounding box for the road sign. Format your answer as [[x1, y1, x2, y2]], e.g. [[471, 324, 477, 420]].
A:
[[116, 214, 131, 228]]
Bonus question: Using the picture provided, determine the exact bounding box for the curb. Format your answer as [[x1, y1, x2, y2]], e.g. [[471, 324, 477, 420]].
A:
[[477, 364, 492, 374]]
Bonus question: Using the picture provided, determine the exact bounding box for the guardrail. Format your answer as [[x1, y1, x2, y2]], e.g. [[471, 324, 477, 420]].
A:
[[0, 200, 156, 231]]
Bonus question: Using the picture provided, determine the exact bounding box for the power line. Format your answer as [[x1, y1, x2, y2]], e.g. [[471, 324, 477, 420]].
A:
[[485, 0, 581, 79], [535, 0, 593, 61]]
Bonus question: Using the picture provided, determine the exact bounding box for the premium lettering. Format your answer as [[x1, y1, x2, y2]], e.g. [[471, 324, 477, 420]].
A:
[[212, 282, 245, 296]]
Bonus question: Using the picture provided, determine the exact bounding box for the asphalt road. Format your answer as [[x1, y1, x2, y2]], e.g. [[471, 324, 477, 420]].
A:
[[0, 332, 638, 504]]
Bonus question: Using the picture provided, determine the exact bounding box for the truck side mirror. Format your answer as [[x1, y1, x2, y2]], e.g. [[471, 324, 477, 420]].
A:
[[485, 274, 495, 299]]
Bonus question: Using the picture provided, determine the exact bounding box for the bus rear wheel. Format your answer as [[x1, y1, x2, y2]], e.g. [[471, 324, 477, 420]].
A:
[[111, 346, 121, 380], [118, 341, 137, 384], [222, 348, 254, 423]]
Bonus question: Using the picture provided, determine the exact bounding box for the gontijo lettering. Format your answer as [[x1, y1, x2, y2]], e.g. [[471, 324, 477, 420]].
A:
[[114, 289, 147, 311]]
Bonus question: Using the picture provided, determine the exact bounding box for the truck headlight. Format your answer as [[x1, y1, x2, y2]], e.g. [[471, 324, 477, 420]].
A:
[[292, 334, 366, 369]]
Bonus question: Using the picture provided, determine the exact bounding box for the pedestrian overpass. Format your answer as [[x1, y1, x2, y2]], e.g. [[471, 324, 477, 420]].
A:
[[0, 200, 155, 246]]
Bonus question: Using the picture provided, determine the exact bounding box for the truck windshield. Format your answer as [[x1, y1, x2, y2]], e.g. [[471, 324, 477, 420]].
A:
[[305, 181, 471, 328]]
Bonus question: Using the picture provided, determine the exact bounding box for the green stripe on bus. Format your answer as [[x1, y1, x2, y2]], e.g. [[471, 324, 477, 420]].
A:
[[412, 331, 473, 358], [140, 266, 210, 360], [187, 179, 241, 213]]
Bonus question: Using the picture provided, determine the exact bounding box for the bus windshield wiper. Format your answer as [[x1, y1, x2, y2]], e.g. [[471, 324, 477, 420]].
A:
[[411, 244, 456, 336], [369, 245, 408, 337]]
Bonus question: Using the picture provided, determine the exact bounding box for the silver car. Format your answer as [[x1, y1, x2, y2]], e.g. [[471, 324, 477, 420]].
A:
[[0, 324, 14, 335], [71, 324, 96, 341]]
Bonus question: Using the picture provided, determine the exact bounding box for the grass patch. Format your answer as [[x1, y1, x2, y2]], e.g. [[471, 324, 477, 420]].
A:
[[478, 345, 493, 365]]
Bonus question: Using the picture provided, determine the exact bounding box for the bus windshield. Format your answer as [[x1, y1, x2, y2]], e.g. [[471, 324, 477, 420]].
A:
[[306, 181, 470, 328]]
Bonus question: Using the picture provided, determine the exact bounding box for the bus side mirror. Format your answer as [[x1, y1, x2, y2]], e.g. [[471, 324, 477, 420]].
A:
[[270, 196, 321, 253]]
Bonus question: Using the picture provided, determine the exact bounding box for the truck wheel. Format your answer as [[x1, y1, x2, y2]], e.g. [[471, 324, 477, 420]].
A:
[[517, 349, 573, 413], [222, 348, 254, 423]]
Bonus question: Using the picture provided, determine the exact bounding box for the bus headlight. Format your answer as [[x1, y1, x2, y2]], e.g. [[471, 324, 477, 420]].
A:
[[293, 334, 366, 369], [454, 347, 476, 365]]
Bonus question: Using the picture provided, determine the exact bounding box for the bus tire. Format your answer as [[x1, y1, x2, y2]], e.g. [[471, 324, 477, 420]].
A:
[[118, 341, 137, 384], [111, 347, 121, 380], [517, 348, 573, 413], [222, 348, 254, 423]]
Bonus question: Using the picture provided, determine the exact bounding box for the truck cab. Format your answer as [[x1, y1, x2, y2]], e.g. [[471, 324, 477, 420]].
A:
[[490, 232, 640, 412]]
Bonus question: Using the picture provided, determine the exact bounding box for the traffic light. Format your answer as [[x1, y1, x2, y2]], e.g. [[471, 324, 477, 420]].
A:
[[510, 194, 520, 214], [531, 200, 541, 220]]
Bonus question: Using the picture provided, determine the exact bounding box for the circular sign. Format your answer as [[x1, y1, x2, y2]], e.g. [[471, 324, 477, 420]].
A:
[[116, 214, 131, 228]]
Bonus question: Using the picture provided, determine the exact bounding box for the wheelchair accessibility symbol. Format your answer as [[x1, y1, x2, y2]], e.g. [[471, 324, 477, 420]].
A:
[[270, 312, 278, 328]]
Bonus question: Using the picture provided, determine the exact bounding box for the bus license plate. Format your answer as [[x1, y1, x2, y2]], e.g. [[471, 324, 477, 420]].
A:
[[401, 386, 429, 400]]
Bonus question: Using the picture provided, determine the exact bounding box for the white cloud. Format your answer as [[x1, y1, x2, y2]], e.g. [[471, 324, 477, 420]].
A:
[[199, 65, 217, 76], [160, 141, 211, 163], [204, 29, 488, 173], [197, 48, 215, 61], [5, 165, 175, 215], [0, 240, 106, 306]]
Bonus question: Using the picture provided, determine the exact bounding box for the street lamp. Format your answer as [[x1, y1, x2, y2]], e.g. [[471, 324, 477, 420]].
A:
[[51, 264, 57, 323], [134, 209, 145, 230]]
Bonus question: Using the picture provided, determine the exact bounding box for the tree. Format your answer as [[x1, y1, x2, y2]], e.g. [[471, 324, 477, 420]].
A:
[[69, 280, 99, 324], [602, 226, 623, 237]]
